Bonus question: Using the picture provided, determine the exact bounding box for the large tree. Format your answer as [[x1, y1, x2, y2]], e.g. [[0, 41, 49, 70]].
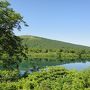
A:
[[0, 1, 28, 70]]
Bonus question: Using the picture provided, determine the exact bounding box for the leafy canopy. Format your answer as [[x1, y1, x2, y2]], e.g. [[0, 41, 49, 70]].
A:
[[0, 1, 28, 70]]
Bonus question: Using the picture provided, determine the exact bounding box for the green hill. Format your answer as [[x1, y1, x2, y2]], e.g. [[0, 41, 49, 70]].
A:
[[20, 35, 90, 50]]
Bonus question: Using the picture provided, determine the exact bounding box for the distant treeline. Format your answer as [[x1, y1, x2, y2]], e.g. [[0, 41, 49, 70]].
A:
[[20, 36, 90, 60], [26, 48, 90, 60]]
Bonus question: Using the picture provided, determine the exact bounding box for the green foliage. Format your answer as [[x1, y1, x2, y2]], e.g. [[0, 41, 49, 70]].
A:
[[0, 1, 90, 90], [0, 1, 27, 70], [20, 36, 90, 60], [0, 66, 90, 90], [0, 70, 19, 82], [21, 35, 90, 49]]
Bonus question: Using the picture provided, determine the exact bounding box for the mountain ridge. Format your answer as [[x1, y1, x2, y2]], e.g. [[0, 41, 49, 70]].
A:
[[20, 35, 90, 49]]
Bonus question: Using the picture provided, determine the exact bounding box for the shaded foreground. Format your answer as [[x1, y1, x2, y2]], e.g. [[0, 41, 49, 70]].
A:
[[0, 66, 90, 90]]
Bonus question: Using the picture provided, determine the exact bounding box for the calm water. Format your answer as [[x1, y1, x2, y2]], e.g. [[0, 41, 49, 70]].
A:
[[61, 62, 90, 70], [20, 58, 90, 72]]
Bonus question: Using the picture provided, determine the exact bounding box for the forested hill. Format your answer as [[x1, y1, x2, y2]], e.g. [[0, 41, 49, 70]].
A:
[[20, 35, 90, 49]]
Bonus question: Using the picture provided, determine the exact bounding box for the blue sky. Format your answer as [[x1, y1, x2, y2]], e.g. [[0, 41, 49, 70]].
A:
[[9, 0, 90, 46]]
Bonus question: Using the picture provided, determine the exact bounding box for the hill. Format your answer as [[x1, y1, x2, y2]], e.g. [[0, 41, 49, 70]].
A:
[[20, 35, 90, 50]]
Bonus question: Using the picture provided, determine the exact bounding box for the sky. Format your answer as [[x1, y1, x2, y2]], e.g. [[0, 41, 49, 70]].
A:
[[9, 0, 90, 46]]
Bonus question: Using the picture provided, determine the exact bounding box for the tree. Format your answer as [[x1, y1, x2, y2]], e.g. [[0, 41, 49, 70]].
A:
[[0, 1, 28, 70]]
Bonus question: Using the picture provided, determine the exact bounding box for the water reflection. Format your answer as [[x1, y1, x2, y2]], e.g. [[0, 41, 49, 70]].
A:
[[19, 58, 90, 71]]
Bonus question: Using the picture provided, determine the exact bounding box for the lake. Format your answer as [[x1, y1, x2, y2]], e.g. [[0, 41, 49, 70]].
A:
[[20, 58, 90, 73], [61, 61, 90, 70]]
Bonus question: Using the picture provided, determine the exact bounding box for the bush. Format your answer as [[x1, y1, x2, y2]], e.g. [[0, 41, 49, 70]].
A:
[[0, 66, 90, 90], [0, 70, 19, 82]]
